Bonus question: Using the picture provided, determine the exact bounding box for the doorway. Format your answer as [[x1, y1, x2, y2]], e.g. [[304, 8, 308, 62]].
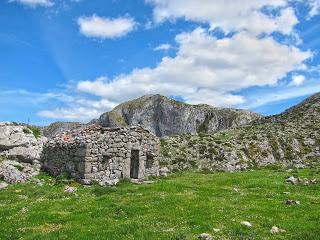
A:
[[130, 150, 140, 179]]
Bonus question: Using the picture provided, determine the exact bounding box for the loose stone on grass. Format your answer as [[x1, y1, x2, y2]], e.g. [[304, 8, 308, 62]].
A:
[[286, 199, 301, 205], [241, 221, 252, 227], [0, 182, 8, 190], [198, 233, 213, 240], [270, 226, 286, 234], [64, 186, 77, 193]]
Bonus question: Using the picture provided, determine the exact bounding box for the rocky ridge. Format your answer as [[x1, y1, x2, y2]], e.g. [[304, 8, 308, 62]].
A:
[[42, 121, 84, 139], [97, 94, 261, 137], [160, 93, 320, 172]]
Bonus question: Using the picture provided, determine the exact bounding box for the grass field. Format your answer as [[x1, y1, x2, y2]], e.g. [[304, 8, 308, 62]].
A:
[[0, 168, 319, 240]]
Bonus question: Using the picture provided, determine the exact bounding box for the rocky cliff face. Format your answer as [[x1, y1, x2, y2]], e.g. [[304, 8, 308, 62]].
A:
[[160, 93, 320, 172], [98, 94, 261, 137]]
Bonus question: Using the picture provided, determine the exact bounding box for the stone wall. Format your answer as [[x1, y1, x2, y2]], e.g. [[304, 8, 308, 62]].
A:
[[41, 125, 160, 185]]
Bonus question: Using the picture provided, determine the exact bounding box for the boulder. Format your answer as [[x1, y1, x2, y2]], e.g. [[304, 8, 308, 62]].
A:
[[0, 122, 47, 162], [0, 182, 8, 190]]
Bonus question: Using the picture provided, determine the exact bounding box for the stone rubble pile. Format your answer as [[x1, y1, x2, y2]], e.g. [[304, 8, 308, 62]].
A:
[[0, 160, 40, 184]]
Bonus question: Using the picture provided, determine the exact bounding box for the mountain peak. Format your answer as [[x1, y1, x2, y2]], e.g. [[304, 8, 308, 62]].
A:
[[97, 94, 261, 137]]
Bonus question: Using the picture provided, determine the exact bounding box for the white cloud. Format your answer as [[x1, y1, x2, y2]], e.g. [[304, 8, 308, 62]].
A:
[[244, 82, 320, 109], [307, 0, 320, 18], [9, 0, 53, 7], [290, 75, 306, 86], [145, 0, 298, 35], [76, 28, 311, 109], [37, 94, 117, 121], [77, 15, 136, 39], [153, 43, 172, 51]]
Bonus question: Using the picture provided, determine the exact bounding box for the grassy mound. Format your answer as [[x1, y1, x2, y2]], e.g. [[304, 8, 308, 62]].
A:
[[0, 168, 319, 239]]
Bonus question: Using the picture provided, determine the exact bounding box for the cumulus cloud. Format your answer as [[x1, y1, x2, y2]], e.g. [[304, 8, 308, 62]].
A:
[[77, 15, 136, 39], [145, 0, 298, 35], [9, 0, 54, 7], [75, 28, 311, 110]]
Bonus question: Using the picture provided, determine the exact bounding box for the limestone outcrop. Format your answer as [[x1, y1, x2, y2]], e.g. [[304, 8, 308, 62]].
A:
[[97, 94, 261, 137], [0, 122, 47, 163]]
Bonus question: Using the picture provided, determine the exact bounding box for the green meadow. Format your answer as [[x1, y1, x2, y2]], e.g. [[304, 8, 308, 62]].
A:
[[1, 168, 319, 240]]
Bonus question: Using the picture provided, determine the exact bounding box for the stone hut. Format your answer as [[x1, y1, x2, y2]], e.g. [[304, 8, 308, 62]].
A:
[[41, 125, 160, 185]]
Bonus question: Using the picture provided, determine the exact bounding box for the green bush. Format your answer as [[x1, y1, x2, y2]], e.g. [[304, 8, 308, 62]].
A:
[[23, 126, 41, 139], [23, 128, 32, 134], [28, 126, 41, 139]]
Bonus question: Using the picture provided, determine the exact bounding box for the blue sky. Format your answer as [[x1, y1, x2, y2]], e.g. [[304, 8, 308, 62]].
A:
[[0, 0, 320, 125]]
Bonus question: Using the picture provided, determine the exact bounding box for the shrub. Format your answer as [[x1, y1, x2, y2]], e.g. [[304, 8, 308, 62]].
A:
[[28, 126, 41, 139], [23, 126, 41, 139], [23, 128, 32, 134]]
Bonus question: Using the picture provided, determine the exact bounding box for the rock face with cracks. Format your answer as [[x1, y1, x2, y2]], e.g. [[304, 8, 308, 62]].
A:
[[0, 122, 47, 163], [97, 94, 261, 137]]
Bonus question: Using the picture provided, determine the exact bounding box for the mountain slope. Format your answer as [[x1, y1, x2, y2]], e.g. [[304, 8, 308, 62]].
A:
[[160, 93, 320, 171], [42, 122, 84, 139], [97, 94, 261, 137]]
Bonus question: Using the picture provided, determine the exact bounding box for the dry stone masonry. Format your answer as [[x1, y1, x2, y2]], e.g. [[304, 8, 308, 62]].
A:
[[41, 125, 160, 186]]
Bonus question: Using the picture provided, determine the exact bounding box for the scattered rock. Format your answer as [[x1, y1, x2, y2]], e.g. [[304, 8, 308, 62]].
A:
[[213, 228, 220, 233], [0, 160, 40, 184], [0, 182, 8, 190], [233, 187, 240, 192], [283, 192, 291, 195], [286, 199, 300, 205], [286, 176, 298, 185], [241, 221, 252, 227], [159, 167, 170, 177], [310, 179, 317, 184], [285, 176, 317, 186], [198, 233, 213, 240], [64, 186, 77, 193], [270, 226, 286, 234], [99, 179, 119, 187]]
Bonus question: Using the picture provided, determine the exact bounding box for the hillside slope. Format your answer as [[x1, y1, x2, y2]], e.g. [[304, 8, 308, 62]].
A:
[[161, 93, 320, 171], [97, 94, 261, 137], [41, 122, 84, 139]]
